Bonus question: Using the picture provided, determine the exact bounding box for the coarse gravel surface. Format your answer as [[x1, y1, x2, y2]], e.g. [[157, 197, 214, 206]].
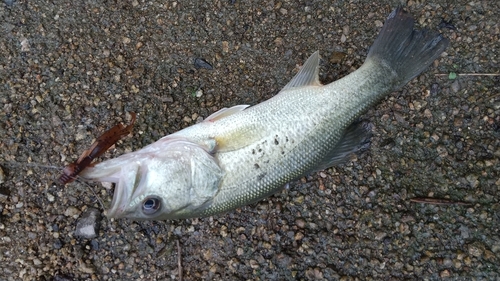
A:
[[1, 0, 499, 280]]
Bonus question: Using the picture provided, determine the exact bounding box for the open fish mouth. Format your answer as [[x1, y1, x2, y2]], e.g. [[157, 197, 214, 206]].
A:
[[105, 163, 153, 219], [106, 184, 129, 218], [106, 175, 142, 219]]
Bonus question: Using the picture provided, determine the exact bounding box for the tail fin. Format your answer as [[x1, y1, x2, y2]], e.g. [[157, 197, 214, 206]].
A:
[[367, 8, 449, 88]]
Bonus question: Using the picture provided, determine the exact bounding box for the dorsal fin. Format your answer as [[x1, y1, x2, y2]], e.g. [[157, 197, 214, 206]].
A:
[[281, 51, 322, 92], [204, 104, 250, 122]]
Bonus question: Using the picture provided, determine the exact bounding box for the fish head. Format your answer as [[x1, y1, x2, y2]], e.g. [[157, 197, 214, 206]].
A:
[[80, 137, 222, 220]]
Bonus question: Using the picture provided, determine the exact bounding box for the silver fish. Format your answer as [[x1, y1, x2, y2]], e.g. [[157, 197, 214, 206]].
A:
[[80, 8, 448, 220]]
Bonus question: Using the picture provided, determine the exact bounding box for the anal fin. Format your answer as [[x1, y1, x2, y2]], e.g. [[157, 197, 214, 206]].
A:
[[312, 120, 373, 172]]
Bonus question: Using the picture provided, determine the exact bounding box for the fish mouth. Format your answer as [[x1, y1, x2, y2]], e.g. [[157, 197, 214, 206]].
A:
[[106, 184, 128, 218], [106, 178, 136, 219], [78, 165, 129, 218], [79, 154, 145, 219], [105, 164, 146, 219]]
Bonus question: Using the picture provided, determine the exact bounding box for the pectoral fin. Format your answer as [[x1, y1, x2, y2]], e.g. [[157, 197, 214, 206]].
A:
[[214, 124, 265, 152]]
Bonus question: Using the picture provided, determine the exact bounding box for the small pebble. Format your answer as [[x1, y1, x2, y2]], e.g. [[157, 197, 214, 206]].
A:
[[295, 218, 306, 228], [46, 192, 55, 202], [4, 0, 15, 6], [451, 80, 461, 93], [0, 166, 4, 184], [75, 207, 101, 239], [194, 58, 213, 70], [468, 242, 484, 257], [440, 269, 450, 278], [53, 239, 63, 249], [64, 206, 81, 218]]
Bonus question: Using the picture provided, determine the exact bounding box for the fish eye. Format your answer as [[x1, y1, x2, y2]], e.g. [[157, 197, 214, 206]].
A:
[[142, 197, 161, 215]]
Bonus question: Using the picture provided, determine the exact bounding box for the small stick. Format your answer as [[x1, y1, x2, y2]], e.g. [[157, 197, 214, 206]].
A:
[[435, 73, 500, 77], [177, 240, 183, 281], [409, 197, 472, 206]]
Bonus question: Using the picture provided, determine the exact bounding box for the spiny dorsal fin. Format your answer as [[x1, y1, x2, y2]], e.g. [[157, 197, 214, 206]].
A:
[[281, 51, 322, 92], [204, 104, 250, 122]]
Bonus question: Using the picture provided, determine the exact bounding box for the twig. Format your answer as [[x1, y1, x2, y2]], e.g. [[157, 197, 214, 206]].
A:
[[1, 161, 61, 169], [409, 197, 472, 206], [177, 240, 183, 281], [435, 73, 500, 77]]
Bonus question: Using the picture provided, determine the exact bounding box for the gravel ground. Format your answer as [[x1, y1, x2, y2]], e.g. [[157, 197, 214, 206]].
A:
[[1, 0, 499, 280]]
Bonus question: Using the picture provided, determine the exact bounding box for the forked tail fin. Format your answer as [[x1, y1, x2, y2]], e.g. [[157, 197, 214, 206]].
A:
[[367, 7, 449, 88]]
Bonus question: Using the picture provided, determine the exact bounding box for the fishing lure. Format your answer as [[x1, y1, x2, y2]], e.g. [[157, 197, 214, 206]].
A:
[[58, 112, 136, 184]]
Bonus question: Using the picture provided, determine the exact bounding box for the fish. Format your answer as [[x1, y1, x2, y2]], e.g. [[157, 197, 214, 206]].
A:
[[78, 8, 449, 220]]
